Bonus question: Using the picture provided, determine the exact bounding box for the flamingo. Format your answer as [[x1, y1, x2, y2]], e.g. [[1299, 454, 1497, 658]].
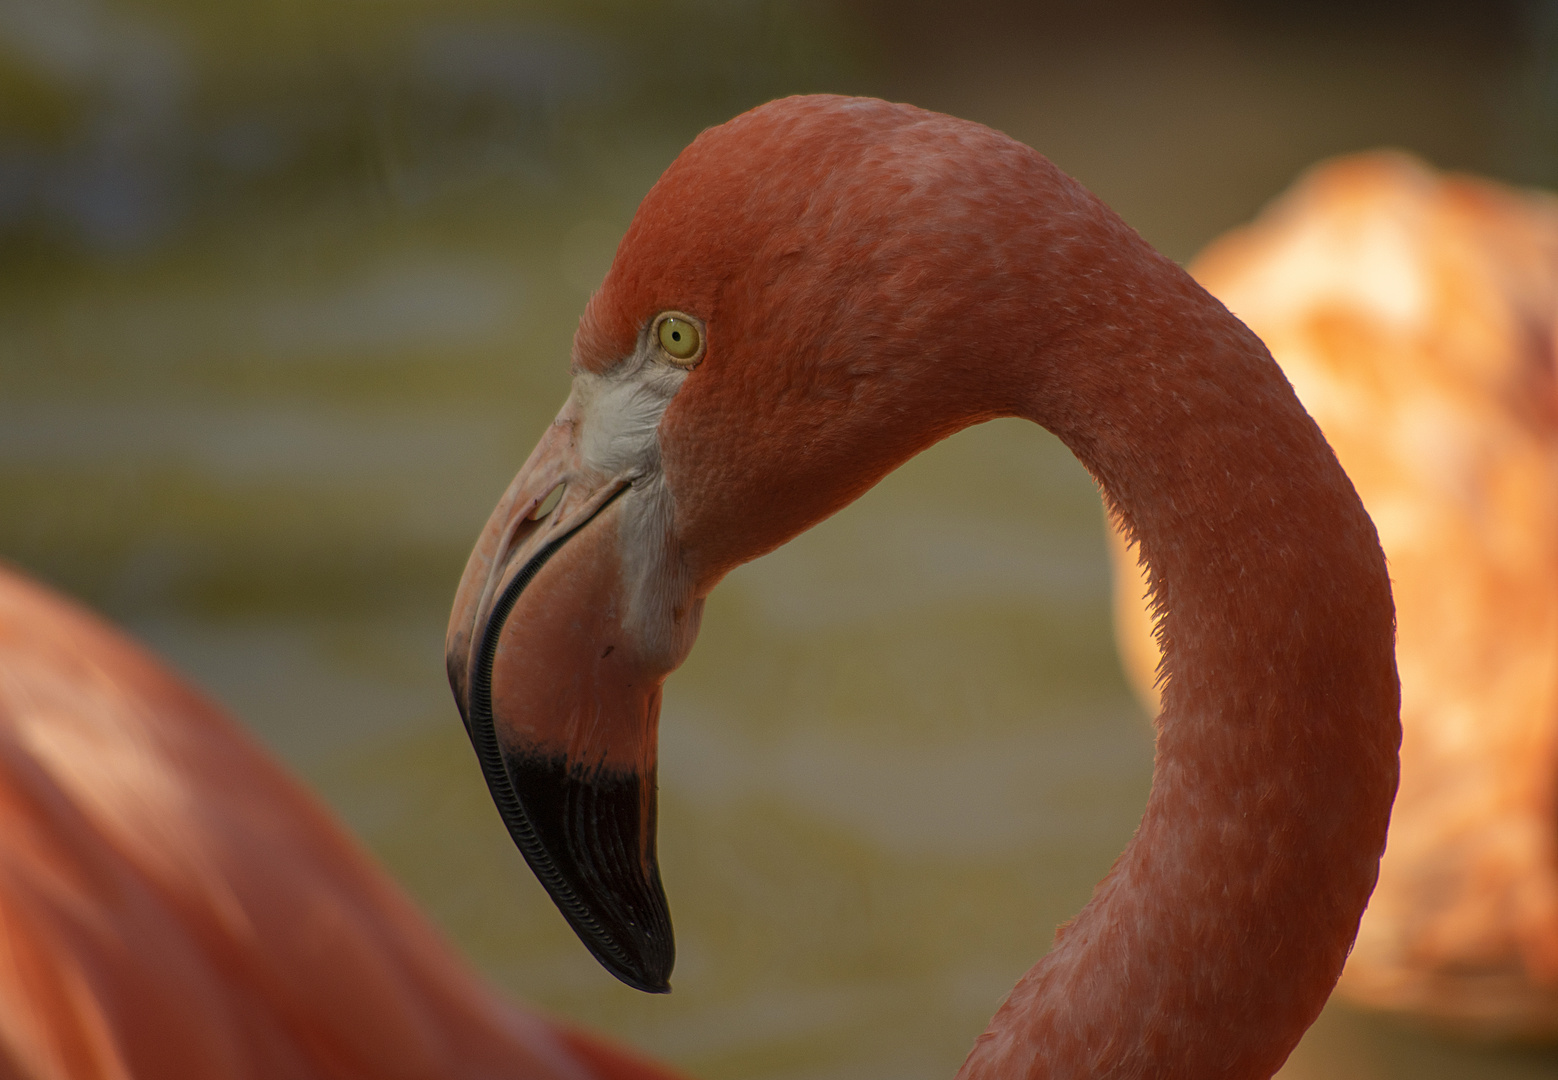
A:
[[1110, 152, 1558, 1039], [446, 95, 1401, 1078], [0, 559, 682, 1079]]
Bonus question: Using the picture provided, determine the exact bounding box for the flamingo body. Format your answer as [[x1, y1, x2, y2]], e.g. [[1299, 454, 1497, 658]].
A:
[[0, 562, 679, 1080], [1111, 152, 1558, 1038]]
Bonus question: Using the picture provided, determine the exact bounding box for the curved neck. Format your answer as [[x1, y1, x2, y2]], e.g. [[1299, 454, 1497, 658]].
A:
[[960, 239, 1400, 1078]]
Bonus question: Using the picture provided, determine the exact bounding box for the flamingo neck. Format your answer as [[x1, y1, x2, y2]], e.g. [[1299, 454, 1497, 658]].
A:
[[959, 241, 1399, 1078]]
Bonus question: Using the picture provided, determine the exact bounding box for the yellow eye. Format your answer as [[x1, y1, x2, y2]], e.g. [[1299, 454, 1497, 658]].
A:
[[654, 312, 703, 366]]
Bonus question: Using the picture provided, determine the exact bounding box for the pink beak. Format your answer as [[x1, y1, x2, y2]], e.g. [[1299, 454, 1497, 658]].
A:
[[446, 399, 678, 992]]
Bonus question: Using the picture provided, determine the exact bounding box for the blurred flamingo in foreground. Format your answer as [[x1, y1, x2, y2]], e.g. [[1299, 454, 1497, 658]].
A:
[[1110, 154, 1558, 1039], [446, 95, 1400, 1078], [0, 561, 680, 1079]]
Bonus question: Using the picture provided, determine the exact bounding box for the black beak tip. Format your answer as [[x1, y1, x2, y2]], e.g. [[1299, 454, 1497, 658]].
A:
[[542, 828, 677, 994], [470, 733, 677, 994]]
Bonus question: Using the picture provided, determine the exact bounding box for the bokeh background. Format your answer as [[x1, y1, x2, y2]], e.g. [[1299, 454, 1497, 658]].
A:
[[2, 0, 1557, 1077]]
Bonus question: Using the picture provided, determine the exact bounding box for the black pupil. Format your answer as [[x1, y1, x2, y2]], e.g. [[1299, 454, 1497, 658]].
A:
[[671, 330, 682, 341]]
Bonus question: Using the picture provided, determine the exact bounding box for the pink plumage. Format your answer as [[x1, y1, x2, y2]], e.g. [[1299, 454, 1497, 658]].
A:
[[0, 562, 680, 1080]]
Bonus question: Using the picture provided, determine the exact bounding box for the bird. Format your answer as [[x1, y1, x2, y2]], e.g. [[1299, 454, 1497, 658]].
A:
[[0, 558, 684, 1080], [1109, 152, 1558, 1039], [445, 95, 1402, 1079]]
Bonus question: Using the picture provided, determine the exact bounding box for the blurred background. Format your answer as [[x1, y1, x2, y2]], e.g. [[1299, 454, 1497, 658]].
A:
[[1, 0, 1556, 1077]]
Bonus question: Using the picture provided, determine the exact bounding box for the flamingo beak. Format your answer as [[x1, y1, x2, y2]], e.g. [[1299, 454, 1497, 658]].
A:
[[446, 398, 681, 993]]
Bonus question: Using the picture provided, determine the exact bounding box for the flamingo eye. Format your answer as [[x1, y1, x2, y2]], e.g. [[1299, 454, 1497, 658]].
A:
[[653, 312, 703, 367]]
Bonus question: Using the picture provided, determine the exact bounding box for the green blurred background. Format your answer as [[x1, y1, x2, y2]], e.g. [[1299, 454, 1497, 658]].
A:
[[1, 1, 1556, 1077]]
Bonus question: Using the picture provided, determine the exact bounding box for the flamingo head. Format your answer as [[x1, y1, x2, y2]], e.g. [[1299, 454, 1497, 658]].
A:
[[447, 95, 1099, 991]]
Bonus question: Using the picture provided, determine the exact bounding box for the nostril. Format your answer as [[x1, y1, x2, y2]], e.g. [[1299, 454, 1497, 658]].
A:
[[530, 483, 566, 520]]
